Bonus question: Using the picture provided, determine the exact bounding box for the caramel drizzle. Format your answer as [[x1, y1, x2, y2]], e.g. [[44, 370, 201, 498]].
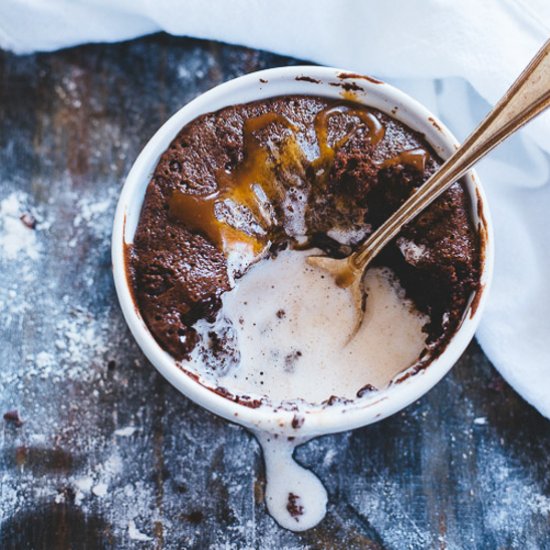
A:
[[217, 112, 299, 220], [313, 104, 385, 168], [168, 104, 425, 257], [379, 147, 429, 172], [168, 192, 262, 253]]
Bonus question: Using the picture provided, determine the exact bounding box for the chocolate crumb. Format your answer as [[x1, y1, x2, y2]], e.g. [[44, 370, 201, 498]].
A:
[[295, 75, 321, 84], [291, 415, 304, 429], [212, 385, 263, 408], [428, 116, 443, 132], [329, 81, 363, 92], [287, 492, 304, 520], [284, 350, 302, 373], [276, 309, 286, 319], [326, 395, 339, 406], [107, 360, 116, 370], [356, 383, 377, 398], [3, 409, 23, 427], [19, 213, 36, 229], [338, 72, 383, 85]]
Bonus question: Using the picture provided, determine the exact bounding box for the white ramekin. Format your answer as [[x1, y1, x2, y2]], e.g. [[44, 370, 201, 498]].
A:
[[112, 66, 494, 438]]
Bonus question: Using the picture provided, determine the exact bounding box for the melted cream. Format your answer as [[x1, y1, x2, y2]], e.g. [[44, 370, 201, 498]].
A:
[[217, 248, 428, 403]]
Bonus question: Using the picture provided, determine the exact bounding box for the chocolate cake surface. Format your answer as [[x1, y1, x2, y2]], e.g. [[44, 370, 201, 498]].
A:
[[127, 95, 480, 372]]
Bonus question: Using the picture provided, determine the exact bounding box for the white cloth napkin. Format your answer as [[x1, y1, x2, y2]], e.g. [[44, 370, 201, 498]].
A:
[[2, 0, 549, 417]]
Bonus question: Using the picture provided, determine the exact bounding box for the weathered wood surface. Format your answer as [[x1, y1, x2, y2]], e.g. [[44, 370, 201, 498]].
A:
[[0, 34, 549, 549]]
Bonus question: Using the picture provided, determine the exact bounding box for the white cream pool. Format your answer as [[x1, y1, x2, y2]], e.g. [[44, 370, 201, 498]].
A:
[[197, 248, 429, 404]]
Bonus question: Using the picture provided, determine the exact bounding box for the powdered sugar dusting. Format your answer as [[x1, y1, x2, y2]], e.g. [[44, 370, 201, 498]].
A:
[[0, 183, 159, 541], [114, 426, 138, 437], [481, 450, 550, 533], [0, 192, 41, 260], [128, 519, 153, 541]]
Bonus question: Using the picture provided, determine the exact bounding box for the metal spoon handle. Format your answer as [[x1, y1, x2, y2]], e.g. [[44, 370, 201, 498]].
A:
[[352, 38, 550, 270]]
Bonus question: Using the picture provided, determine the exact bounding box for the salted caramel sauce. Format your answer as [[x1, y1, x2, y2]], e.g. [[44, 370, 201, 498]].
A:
[[313, 104, 385, 169], [380, 147, 429, 172], [216, 112, 299, 222]]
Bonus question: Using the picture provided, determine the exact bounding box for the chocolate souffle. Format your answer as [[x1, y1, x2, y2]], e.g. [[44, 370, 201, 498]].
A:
[[127, 95, 481, 386]]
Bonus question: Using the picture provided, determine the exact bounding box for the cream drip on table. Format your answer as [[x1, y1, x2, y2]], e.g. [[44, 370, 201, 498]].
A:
[[253, 432, 328, 532]]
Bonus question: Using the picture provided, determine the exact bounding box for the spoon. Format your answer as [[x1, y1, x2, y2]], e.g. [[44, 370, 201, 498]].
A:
[[307, 38, 550, 336]]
